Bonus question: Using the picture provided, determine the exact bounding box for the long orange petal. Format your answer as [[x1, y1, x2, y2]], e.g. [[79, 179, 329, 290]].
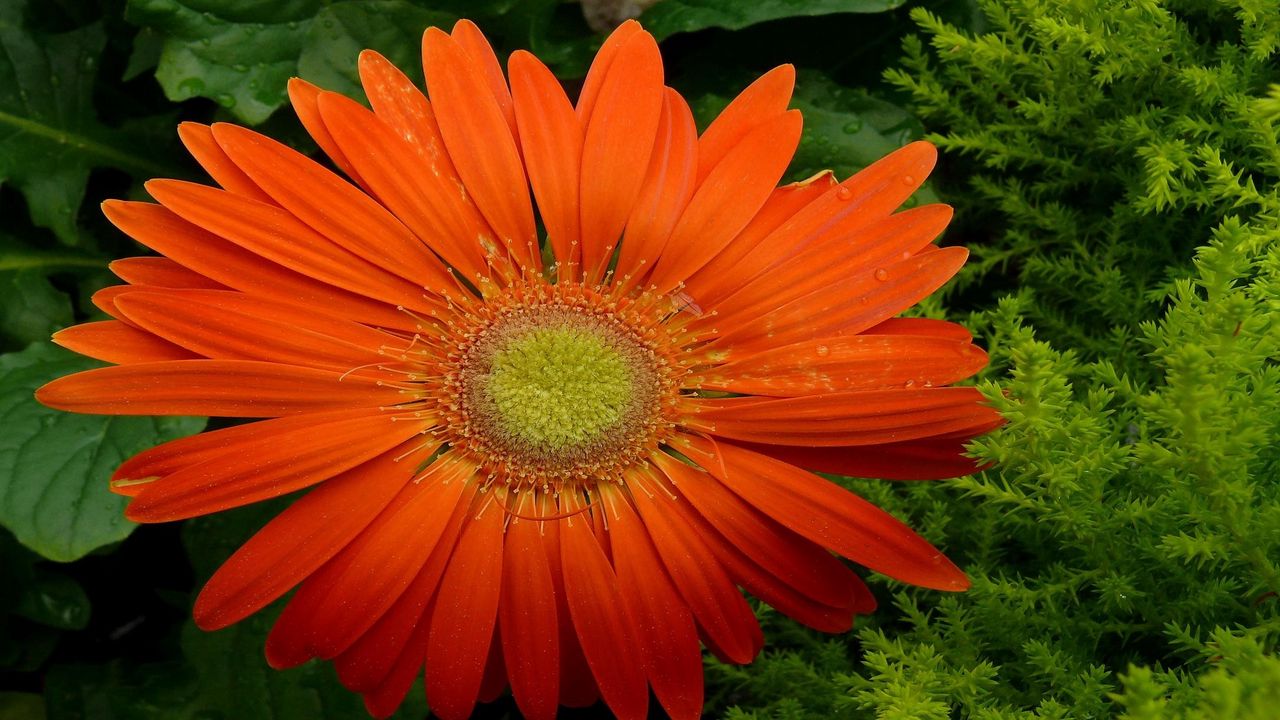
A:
[[422, 28, 538, 269], [192, 440, 432, 630], [209, 123, 454, 293], [35, 360, 405, 417], [126, 411, 426, 522], [315, 91, 491, 279], [713, 246, 970, 353], [696, 64, 795, 185], [52, 321, 197, 365], [648, 110, 803, 293], [608, 493, 703, 720], [577, 29, 664, 282], [109, 256, 225, 289], [559, 499, 649, 719], [114, 289, 394, 374], [543, 517, 601, 708], [576, 20, 643, 122], [287, 78, 369, 191], [499, 515, 560, 720], [176, 122, 275, 203], [101, 201, 415, 331], [682, 171, 837, 304], [614, 88, 698, 292], [683, 386, 1001, 446], [694, 334, 989, 396], [737, 430, 998, 480], [509, 49, 583, 277], [677, 435, 971, 591], [628, 466, 761, 664], [425, 497, 505, 720], [865, 316, 973, 342], [450, 19, 517, 139]]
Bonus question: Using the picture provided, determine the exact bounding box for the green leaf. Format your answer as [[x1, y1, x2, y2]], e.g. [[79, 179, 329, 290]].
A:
[[0, 0, 175, 245], [642, 0, 906, 40], [296, 2, 459, 102], [0, 342, 205, 562], [0, 692, 46, 720]]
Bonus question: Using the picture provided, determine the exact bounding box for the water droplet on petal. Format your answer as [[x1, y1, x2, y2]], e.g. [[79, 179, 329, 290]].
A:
[[902, 174, 916, 186], [904, 379, 916, 388], [815, 345, 829, 357], [874, 268, 889, 281], [836, 186, 852, 200]]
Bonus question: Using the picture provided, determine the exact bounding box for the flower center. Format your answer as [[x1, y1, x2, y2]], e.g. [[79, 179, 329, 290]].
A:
[[442, 289, 680, 491], [484, 325, 631, 449]]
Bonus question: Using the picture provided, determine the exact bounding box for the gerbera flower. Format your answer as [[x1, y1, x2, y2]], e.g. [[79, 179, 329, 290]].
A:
[[36, 19, 1000, 720]]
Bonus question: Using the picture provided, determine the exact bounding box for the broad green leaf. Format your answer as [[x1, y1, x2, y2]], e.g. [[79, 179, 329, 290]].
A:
[[0, 343, 205, 562], [0, 233, 105, 351], [0, 0, 175, 246], [296, 2, 459, 102], [642, 0, 906, 40], [0, 692, 46, 720]]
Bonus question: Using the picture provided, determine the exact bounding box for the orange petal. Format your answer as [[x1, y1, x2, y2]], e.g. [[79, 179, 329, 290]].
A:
[[711, 204, 952, 323], [52, 320, 197, 365], [694, 334, 989, 396], [478, 626, 508, 703], [701, 141, 938, 302], [177, 122, 275, 203], [451, 19, 517, 139], [678, 435, 971, 591], [209, 123, 454, 293], [316, 92, 492, 279], [865, 316, 973, 342], [648, 110, 803, 293], [628, 466, 761, 664], [713, 246, 970, 353], [509, 49, 583, 276], [736, 430, 999, 481], [102, 201, 415, 331], [608, 494, 703, 720], [422, 28, 538, 269], [425, 498, 505, 720], [125, 412, 426, 522], [113, 289, 392, 374], [335, 482, 474, 691], [109, 257, 226, 289], [146, 178, 437, 312], [559, 499, 649, 719], [683, 386, 1002, 447], [287, 78, 368, 191], [35, 360, 405, 417], [192, 439, 432, 629], [357, 50, 495, 277], [614, 88, 698, 292], [543, 518, 601, 708], [682, 171, 837, 304], [577, 29, 664, 282], [576, 20, 643, 122], [653, 452, 855, 608], [696, 64, 795, 185], [500, 516, 560, 720]]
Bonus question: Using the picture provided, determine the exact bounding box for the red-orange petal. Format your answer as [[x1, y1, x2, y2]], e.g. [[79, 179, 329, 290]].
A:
[[559, 500, 649, 719], [52, 321, 197, 365], [737, 430, 998, 481], [35, 360, 405, 417], [109, 257, 226, 290], [125, 411, 426, 522], [648, 110, 803, 293], [543, 518, 601, 708], [450, 19, 517, 139], [192, 440, 431, 630], [425, 498, 505, 720], [576, 20, 643, 122], [287, 77, 369, 191], [696, 64, 795, 185], [176, 122, 275, 203], [499, 517, 560, 720], [683, 386, 1001, 447], [509, 49, 583, 276], [577, 29, 664, 282], [677, 435, 971, 591], [422, 28, 538, 269]]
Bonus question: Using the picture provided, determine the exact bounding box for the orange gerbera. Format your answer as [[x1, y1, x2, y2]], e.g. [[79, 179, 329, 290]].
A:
[[36, 19, 999, 720]]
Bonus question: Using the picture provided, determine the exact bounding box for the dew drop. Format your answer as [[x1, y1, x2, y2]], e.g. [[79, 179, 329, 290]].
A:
[[842, 119, 863, 134], [216, 93, 236, 108], [836, 186, 852, 200], [815, 345, 830, 357], [874, 268, 889, 281], [902, 174, 916, 186], [904, 379, 916, 388], [178, 77, 205, 95], [233, 63, 249, 72]]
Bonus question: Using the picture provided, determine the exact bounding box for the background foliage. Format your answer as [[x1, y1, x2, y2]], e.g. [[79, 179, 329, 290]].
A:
[[1, 0, 1277, 718]]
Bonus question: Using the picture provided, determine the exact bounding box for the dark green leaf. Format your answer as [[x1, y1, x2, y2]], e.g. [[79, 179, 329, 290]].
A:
[[14, 567, 91, 630], [0, 0, 175, 245], [0, 692, 46, 719], [0, 343, 205, 562], [642, 0, 906, 40]]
